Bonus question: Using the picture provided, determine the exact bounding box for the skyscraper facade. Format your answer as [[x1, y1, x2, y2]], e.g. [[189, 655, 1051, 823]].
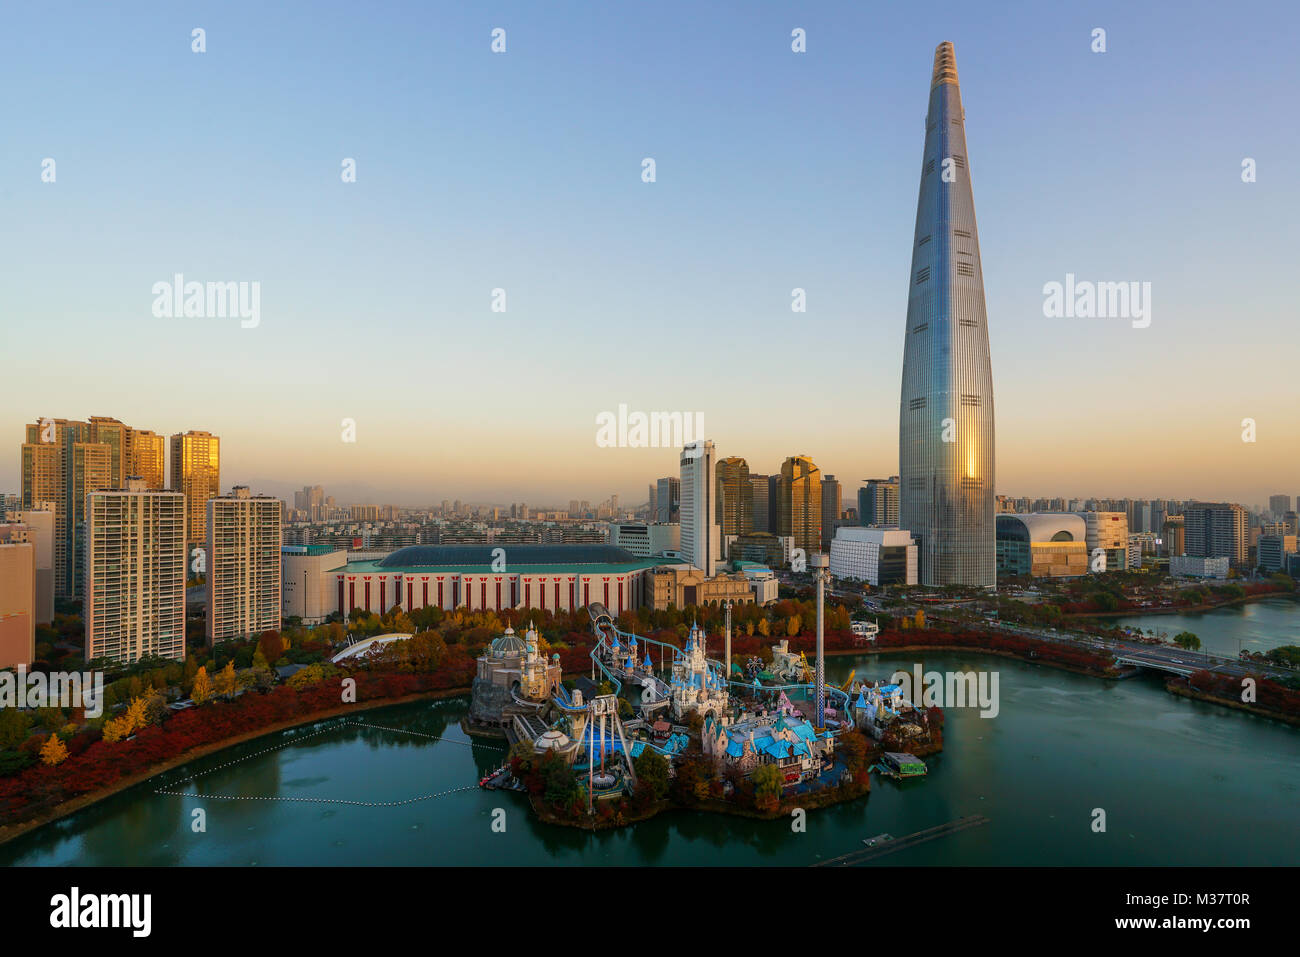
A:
[[750, 474, 771, 533], [820, 475, 842, 550], [898, 42, 996, 587], [655, 476, 680, 524], [1184, 502, 1248, 568], [778, 455, 822, 555], [170, 430, 220, 555], [679, 441, 718, 576], [715, 456, 753, 537]]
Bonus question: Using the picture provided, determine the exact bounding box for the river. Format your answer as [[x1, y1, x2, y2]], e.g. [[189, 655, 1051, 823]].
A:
[[1114, 595, 1300, 658], [3, 647, 1296, 866]]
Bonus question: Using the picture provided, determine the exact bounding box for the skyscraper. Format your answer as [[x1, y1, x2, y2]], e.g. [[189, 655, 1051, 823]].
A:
[[655, 476, 680, 524], [898, 42, 996, 587], [1185, 502, 1248, 569], [170, 430, 220, 556], [85, 478, 186, 663], [820, 474, 842, 550], [679, 440, 718, 576], [20, 418, 115, 598], [750, 474, 771, 533], [778, 455, 822, 556], [859, 476, 900, 527], [715, 456, 753, 537], [207, 486, 283, 645]]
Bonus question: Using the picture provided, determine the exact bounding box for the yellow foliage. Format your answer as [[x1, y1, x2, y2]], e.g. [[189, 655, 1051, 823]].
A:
[[192, 666, 213, 704], [40, 734, 69, 766]]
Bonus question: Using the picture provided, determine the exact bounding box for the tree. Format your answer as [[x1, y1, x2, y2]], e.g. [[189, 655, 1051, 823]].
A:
[[214, 660, 237, 696], [39, 734, 68, 766], [191, 665, 213, 704], [1173, 631, 1201, 652], [258, 630, 284, 664], [632, 749, 670, 800], [757, 618, 770, 638]]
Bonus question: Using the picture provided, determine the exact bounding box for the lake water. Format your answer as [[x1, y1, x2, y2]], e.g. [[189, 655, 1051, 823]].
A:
[[3, 649, 1296, 866]]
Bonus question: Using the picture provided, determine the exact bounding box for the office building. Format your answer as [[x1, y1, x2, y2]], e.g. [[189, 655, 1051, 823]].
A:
[[608, 521, 681, 558], [858, 476, 900, 527], [715, 456, 753, 537], [749, 474, 771, 533], [1184, 502, 1248, 569], [898, 42, 997, 587], [1079, 511, 1129, 572], [820, 475, 842, 551], [778, 455, 822, 556], [655, 476, 680, 524], [829, 527, 918, 586], [680, 440, 719, 576]]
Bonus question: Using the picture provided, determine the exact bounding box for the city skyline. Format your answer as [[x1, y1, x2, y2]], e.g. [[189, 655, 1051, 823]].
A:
[[1, 2, 1296, 507]]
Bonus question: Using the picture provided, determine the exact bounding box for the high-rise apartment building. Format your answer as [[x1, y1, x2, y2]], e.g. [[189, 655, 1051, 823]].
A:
[[680, 441, 718, 576], [207, 486, 283, 645], [1268, 494, 1292, 517], [85, 479, 186, 663], [4, 509, 55, 625], [129, 429, 166, 489], [898, 42, 996, 587], [20, 418, 118, 598], [170, 430, 220, 555], [715, 456, 753, 537], [778, 455, 822, 556], [859, 476, 901, 527], [1184, 502, 1248, 568]]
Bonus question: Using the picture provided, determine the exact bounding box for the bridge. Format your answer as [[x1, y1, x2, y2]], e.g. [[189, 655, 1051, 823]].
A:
[[1114, 652, 1203, 677]]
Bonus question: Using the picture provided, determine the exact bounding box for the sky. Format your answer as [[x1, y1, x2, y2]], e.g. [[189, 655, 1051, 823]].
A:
[[2, 0, 1297, 510]]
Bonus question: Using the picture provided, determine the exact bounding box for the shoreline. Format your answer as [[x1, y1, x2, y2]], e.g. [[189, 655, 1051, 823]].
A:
[[823, 642, 1116, 680], [1164, 680, 1300, 727], [0, 685, 473, 850], [1067, 590, 1298, 620]]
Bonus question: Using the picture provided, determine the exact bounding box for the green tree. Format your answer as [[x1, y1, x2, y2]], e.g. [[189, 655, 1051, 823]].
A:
[[632, 749, 670, 800], [1173, 631, 1201, 652]]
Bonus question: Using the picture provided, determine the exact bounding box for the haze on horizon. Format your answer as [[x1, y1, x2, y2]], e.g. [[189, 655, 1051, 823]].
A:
[[2, 0, 1296, 509]]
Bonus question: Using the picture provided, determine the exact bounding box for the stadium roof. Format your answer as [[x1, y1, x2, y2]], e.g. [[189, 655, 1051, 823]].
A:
[[376, 544, 643, 568]]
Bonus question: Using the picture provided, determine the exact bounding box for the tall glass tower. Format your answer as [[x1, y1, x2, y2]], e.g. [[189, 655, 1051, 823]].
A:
[[899, 42, 996, 587]]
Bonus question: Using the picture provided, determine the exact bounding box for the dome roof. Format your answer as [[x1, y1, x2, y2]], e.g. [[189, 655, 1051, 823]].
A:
[[489, 626, 527, 657]]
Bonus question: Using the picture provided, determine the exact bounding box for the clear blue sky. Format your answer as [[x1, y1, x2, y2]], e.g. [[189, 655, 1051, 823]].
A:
[[2, 0, 1296, 508]]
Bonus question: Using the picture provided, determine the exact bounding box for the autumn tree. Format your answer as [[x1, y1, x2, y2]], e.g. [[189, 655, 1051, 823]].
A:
[[214, 660, 237, 696], [258, 630, 285, 664], [39, 734, 69, 766], [191, 665, 213, 704]]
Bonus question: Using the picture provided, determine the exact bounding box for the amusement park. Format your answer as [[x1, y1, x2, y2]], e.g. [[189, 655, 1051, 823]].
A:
[[465, 555, 944, 824]]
